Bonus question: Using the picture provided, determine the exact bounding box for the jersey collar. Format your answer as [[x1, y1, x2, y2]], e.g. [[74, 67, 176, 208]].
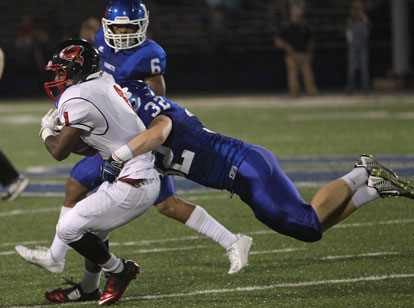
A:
[[86, 71, 102, 81]]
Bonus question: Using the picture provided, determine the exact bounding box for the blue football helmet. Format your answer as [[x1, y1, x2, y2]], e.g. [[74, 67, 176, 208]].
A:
[[102, 0, 149, 50], [118, 80, 154, 113]]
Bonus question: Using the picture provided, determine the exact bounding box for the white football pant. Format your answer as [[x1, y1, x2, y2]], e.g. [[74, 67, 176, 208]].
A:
[[56, 178, 160, 244]]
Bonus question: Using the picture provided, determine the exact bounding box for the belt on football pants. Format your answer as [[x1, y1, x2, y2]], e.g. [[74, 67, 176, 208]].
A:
[[118, 178, 156, 188]]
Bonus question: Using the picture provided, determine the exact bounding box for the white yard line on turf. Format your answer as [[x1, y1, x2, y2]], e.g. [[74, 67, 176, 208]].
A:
[[0, 207, 60, 217], [0, 240, 48, 247], [288, 111, 414, 121], [2, 245, 306, 256], [134, 245, 210, 254], [7, 273, 414, 308], [123, 274, 414, 302], [2, 244, 400, 260], [334, 218, 414, 228], [249, 248, 306, 255], [2, 218, 414, 250], [321, 251, 399, 260]]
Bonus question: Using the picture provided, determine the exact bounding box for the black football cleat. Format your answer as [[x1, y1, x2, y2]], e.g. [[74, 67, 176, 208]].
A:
[[45, 281, 101, 303]]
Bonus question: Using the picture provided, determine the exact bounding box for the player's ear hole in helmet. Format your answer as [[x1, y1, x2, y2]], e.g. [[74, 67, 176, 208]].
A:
[[44, 39, 100, 100], [102, 0, 149, 50]]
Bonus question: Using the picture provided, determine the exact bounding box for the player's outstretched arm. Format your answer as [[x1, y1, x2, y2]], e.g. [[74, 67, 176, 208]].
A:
[[113, 115, 172, 162]]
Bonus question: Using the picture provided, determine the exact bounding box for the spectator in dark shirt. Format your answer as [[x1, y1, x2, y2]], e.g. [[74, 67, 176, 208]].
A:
[[274, 6, 318, 96], [345, 0, 370, 95], [79, 17, 101, 44]]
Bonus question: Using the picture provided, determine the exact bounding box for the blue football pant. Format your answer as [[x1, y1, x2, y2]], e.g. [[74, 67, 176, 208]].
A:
[[233, 146, 322, 242]]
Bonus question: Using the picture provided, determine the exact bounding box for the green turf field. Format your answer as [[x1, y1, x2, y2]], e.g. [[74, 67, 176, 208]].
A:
[[0, 93, 413, 307]]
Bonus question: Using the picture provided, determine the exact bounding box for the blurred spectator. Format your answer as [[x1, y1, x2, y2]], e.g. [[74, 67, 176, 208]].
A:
[[207, 0, 241, 10], [267, 0, 288, 36], [13, 15, 51, 93], [203, 1, 229, 53], [345, 0, 370, 95], [0, 47, 4, 79], [289, 0, 306, 13], [14, 15, 50, 72], [80, 17, 101, 43], [274, 6, 318, 96]]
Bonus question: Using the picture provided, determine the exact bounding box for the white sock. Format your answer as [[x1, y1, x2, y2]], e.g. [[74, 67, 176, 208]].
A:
[[80, 269, 102, 294], [102, 253, 124, 273], [351, 186, 380, 209], [185, 205, 238, 249], [341, 167, 369, 193], [50, 206, 71, 262]]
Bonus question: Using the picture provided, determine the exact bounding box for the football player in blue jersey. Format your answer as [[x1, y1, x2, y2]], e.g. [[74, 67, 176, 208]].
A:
[[103, 80, 414, 244], [15, 1, 251, 300]]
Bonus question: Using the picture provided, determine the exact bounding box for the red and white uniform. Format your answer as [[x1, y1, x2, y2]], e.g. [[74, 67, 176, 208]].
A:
[[57, 73, 158, 180], [56, 74, 160, 244]]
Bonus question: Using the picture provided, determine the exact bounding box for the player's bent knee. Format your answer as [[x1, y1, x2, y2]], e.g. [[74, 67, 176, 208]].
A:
[[56, 217, 83, 244], [255, 208, 322, 243], [155, 196, 177, 216], [94, 231, 109, 241], [155, 195, 195, 223]]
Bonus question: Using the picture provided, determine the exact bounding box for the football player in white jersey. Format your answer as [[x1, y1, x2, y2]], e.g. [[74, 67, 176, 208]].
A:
[[39, 39, 164, 306]]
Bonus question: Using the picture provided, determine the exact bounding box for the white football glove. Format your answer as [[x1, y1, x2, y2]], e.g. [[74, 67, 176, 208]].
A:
[[39, 108, 59, 137], [53, 116, 64, 134]]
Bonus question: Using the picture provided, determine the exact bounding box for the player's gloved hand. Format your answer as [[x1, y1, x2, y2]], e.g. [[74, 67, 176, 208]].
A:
[[100, 156, 124, 183], [53, 116, 63, 134], [39, 109, 59, 137]]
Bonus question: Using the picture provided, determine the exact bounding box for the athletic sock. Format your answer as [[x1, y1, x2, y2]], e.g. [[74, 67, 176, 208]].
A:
[[185, 205, 238, 249], [351, 186, 380, 209], [341, 167, 369, 193], [80, 268, 102, 294], [101, 253, 124, 274], [50, 205, 71, 262]]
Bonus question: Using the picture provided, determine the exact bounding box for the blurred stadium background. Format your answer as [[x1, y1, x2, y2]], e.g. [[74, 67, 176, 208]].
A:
[[0, 0, 413, 97]]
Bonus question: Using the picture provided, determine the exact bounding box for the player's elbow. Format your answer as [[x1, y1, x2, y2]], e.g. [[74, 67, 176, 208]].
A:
[[160, 123, 172, 142], [49, 148, 70, 161], [151, 130, 169, 148], [52, 152, 69, 161], [149, 116, 172, 146]]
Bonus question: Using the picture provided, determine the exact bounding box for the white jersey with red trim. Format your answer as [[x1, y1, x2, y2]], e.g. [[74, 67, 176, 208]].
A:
[[57, 73, 158, 180]]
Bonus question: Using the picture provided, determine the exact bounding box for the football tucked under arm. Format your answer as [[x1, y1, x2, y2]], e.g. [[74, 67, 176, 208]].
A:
[[71, 138, 98, 156], [54, 119, 97, 156]]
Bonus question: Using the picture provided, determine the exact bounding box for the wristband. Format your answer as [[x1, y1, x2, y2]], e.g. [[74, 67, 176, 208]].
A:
[[113, 144, 134, 162], [41, 128, 54, 141]]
